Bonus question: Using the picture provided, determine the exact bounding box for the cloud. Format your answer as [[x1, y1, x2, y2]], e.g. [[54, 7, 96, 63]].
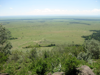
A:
[[10, 7, 13, 9], [92, 9, 100, 12], [1, 8, 100, 16], [96, 1, 97, 2], [25, 8, 100, 15]]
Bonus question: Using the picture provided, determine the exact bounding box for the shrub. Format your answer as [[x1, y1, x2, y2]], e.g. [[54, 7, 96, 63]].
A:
[[63, 55, 80, 75], [84, 39, 100, 59], [4, 64, 15, 75], [65, 45, 84, 57], [0, 52, 8, 64], [28, 48, 37, 60], [91, 59, 100, 75], [16, 66, 29, 75], [43, 51, 50, 59], [0, 52, 8, 71], [35, 59, 47, 75], [29, 58, 47, 75], [77, 52, 92, 62], [8, 50, 20, 62]]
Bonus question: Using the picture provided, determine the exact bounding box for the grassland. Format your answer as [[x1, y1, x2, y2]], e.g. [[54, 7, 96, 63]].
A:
[[0, 16, 100, 51]]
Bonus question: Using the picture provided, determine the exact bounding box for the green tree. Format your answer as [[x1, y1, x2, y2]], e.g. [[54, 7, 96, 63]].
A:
[[0, 24, 12, 55], [84, 39, 100, 59]]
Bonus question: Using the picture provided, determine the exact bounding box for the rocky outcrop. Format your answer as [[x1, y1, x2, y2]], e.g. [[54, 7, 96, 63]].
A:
[[0, 73, 9, 75], [77, 65, 95, 75], [52, 72, 65, 75], [47, 73, 52, 75]]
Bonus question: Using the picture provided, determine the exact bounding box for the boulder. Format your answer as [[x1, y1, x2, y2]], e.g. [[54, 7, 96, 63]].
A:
[[77, 65, 95, 75], [47, 73, 52, 75], [0, 73, 9, 75], [52, 72, 65, 75]]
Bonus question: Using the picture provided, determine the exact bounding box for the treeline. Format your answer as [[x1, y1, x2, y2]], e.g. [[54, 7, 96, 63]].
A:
[[82, 30, 100, 41]]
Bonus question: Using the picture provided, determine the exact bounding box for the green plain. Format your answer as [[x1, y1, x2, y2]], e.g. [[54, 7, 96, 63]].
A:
[[0, 16, 100, 51]]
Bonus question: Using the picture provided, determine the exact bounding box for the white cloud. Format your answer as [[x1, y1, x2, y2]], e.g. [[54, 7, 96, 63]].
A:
[[10, 7, 13, 9], [1, 8, 100, 16], [92, 9, 100, 12], [25, 8, 100, 15]]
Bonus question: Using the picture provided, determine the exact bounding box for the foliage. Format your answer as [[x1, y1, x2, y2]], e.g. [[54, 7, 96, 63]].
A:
[[8, 50, 20, 62], [4, 63, 23, 75], [45, 44, 55, 47], [24, 44, 40, 48], [35, 59, 47, 75], [83, 39, 100, 59], [0, 52, 8, 71], [28, 48, 37, 60], [0, 52, 8, 64], [28, 58, 47, 75], [2, 43, 100, 75], [4, 64, 15, 75], [0, 24, 12, 72], [93, 59, 100, 75], [0, 24, 12, 55], [16, 65, 29, 75], [24, 43, 55, 48], [77, 52, 92, 62], [63, 55, 80, 75], [65, 45, 84, 57], [82, 30, 100, 41]]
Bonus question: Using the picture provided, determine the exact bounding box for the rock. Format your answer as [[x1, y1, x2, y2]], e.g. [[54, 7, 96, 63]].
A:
[[52, 72, 65, 75], [0, 73, 9, 75], [77, 65, 95, 75], [47, 73, 52, 75]]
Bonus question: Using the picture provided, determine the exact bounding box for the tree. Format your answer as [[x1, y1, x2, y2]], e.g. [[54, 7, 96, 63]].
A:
[[0, 24, 12, 55], [83, 39, 100, 59]]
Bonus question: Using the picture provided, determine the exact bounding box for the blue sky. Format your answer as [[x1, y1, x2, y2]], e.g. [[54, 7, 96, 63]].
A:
[[0, 0, 100, 16]]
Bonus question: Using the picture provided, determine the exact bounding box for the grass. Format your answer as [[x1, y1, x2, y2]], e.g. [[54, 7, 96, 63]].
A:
[[0, 16, 100, 51]]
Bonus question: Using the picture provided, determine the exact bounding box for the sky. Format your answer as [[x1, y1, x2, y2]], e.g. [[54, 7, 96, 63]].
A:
[[0, 0, 100, 16]]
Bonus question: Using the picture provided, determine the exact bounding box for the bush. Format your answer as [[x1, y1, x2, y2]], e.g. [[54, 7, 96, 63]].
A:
[[77, 52, 92, 62], [0, 52, 8, 71], [84, 39, 100, 59], [29, 58, 47, 75], [35, 59, 47, 75], [28, 48, 37, 60], [65, 45, 84, 57], [63, 55, 80, 75], [0, 52, 8, 64], [16, 66, 29, 75], [4, 63, 16, 75], [8, 50, 20, 62]]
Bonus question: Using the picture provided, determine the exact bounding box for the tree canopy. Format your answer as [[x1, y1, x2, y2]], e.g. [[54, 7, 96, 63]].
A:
[[0, 24, 12, 55]]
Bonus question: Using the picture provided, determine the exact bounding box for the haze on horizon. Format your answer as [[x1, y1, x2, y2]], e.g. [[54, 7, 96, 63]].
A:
[[0, 0, 100, 16]]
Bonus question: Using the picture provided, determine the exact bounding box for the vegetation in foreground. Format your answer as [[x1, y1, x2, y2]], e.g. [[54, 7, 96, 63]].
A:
[[0, 24, 100, 75]]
